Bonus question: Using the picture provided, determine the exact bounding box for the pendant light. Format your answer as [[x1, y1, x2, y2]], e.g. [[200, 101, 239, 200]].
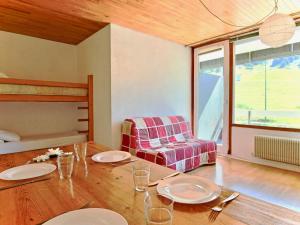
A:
[[194, 0, 297, 48], [259, 0, 296, 48]]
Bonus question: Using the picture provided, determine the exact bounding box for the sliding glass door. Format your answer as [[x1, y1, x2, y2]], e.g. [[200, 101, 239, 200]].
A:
[[194, 41, 229, 154]]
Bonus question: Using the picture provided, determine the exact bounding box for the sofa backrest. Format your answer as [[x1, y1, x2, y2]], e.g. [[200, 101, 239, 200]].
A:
[[121, 116, 193, 153]]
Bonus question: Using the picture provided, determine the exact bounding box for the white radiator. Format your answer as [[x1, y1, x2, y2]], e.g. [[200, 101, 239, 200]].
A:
[[254, 136, 300, 166]]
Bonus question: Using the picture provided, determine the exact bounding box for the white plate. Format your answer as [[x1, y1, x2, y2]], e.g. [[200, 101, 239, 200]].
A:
[[92, 151, 131, 163], [0, 163, 56, 180], [43, 208, 128, 225], [157, 176, 221, 204]]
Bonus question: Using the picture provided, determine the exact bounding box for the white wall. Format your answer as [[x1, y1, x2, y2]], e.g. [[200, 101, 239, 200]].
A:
[[0, 31, 79, 82], [0, 31, 80, 137], [0, 25, 191, 148], [232, 127, 300, 172], [110, 24, 191, 148], [77, 25, 112, 147]]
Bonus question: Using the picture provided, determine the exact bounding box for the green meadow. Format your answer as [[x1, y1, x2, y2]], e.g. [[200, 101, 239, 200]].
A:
[[235, 64, 300, 128]]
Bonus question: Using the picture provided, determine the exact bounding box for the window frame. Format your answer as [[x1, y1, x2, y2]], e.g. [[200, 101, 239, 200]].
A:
[[193, 41, 230, 155], [191, 37, 300, 155]]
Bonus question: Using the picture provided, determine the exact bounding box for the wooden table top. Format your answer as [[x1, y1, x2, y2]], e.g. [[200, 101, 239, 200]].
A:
[[0, 143, 299, 225]]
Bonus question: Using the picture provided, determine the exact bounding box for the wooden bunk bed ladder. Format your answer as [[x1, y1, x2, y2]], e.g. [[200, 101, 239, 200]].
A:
[[77, 75, 94, 142], [88, 74, 94, 142]]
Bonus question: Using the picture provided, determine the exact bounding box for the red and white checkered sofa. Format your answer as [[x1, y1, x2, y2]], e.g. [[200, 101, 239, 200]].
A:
[[121, 116, 217, 172]]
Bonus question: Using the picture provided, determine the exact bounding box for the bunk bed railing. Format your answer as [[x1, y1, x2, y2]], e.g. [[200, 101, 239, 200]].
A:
[[0, 94, 88, 102], [0, 78, 88, 88]]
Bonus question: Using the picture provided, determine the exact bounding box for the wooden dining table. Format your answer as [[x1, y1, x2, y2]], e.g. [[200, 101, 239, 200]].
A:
[[0, 143, 299, 225]]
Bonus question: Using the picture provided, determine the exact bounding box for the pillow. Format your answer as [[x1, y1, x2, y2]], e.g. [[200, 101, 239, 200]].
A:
[[0, 130, 21, 142], [0, 72, 8, 78]]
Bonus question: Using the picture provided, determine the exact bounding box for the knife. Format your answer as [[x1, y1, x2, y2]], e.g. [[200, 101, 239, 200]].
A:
[[0, 177, 51, 191], [148, 171, 181, 187]]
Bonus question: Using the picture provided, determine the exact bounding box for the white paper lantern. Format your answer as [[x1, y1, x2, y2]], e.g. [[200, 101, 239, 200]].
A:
[[259, 13, 296, 48]]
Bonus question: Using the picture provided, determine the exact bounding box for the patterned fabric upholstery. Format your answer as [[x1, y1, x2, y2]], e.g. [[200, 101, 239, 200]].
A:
[[121, 116, 216, 172]]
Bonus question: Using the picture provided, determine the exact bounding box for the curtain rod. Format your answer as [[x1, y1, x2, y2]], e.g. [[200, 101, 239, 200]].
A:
[[230, 21, 300, 43], [188, 11, 300, 48]]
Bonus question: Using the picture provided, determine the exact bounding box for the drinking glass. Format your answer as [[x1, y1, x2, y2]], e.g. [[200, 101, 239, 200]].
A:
[[144, 191, 174, 225], [74, 142, 87, 161], [132, 162, 150, 192], [57, 153, 74, 179]]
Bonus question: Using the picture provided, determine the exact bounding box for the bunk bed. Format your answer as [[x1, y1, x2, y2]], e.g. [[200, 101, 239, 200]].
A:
[[0, 75, 94, 154]]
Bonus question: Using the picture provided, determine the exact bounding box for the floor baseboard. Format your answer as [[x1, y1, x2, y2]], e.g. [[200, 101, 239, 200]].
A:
[[217, 153, 300, 173]]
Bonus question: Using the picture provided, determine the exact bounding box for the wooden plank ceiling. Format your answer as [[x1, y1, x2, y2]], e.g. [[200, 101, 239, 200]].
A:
[[0, 0, 300, 45]]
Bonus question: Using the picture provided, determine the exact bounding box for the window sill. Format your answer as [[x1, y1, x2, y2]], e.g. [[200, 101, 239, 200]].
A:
[[232, 124, 300, 132]]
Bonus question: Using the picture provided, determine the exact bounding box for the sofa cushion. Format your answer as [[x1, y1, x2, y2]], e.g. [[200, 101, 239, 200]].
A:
[[136, 140, 216, 172], [0, 130, 21, 142]]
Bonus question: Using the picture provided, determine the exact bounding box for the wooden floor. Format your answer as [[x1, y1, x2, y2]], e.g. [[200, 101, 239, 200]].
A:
[[188, 156, 300, 212]]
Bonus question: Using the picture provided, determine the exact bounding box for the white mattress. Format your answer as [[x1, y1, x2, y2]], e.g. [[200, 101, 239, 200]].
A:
[[0, 83, 87, 96], [0, 131, 87, 154]]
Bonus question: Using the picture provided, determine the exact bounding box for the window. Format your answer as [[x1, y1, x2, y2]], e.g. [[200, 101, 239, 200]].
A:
[[234, 29, 300, 129], [197, 48, 224, 143]]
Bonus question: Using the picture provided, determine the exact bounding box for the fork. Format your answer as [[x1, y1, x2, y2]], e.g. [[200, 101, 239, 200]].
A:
[[209, 192, 239, 222]]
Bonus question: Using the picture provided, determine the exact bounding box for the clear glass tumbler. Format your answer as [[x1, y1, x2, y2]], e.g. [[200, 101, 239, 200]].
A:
[[144, 191, 174, 225], [132, 162, 150, 192], [74, 142, 87, 161], [57, 153, 74, 179]]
